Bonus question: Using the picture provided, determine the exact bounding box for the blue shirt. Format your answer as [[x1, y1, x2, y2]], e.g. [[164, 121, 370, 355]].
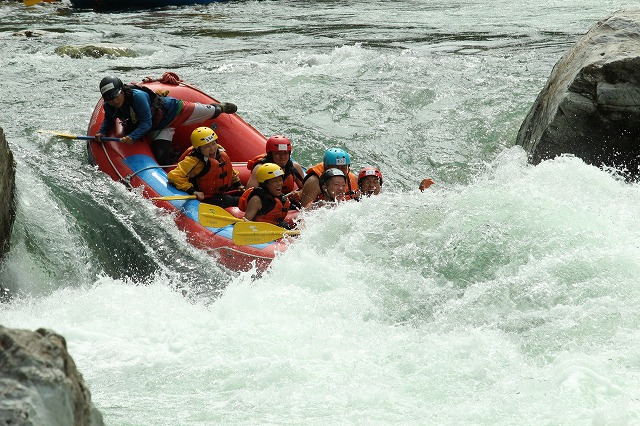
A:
[[99, 88, 182, 141]]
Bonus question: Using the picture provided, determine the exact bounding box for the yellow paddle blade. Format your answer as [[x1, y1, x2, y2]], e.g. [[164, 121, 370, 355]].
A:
[[37, 130, 121, 142], [152, 195, 197, 201], [24, 0, 45, 6], [198, 203, 243, 228], [38, 130, 76, 138], [232, 221, 300, 245]]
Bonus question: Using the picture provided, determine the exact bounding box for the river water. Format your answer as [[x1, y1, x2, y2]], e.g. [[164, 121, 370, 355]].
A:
[[1, 0, 640, 424]]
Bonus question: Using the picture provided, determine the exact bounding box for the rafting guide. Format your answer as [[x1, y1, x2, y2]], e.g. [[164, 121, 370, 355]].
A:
[[95, 74, 237, 165]]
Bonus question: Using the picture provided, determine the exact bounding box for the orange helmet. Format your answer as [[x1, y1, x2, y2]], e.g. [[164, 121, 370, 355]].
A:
[[358, 167, 383, 185]]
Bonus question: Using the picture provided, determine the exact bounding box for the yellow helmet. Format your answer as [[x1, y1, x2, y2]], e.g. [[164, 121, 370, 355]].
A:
[[190, 127, 218, 149], [256, 163, 284, 184]]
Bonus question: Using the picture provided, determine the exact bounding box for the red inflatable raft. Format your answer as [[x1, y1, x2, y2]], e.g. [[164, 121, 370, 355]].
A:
[[86, 75, 298, 273]]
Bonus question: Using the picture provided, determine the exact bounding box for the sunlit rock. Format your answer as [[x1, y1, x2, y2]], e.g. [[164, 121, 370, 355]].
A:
[[55, 44, 139, 59], [0, 326, 104, 426], [0, 127, 15, 262], [516, 9, 640, 179]]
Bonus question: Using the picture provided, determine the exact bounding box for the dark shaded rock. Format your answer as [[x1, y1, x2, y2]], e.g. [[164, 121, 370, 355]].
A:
[[0, 126, 15, 261], [0, 326, 104, 426], [516, 10, 640, 179]]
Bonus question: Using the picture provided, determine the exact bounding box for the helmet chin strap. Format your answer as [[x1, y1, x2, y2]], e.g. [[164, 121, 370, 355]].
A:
[[321, 186, 334, 202]]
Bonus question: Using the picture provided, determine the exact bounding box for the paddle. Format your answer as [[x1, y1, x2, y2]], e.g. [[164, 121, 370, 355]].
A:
[[152, 195, 197, 201], [198, 203, 244, 228], [197, 203, 299, 244], [232, 221, 300, 245], [38, 130, 120, 142]]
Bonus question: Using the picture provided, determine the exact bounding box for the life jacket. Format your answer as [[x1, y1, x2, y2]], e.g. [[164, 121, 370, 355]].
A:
[[119, 85, 167, 132], [238, 186, 290, 225], [247, 153, 304, 194], [178, 146, 234, 197], [304, 163, 359, 201]]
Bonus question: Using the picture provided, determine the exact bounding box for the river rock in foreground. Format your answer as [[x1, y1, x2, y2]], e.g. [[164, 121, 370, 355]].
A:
[[516, 9, 640, 178], [0, 326, 104, 426], [0, 126, 15, 261]]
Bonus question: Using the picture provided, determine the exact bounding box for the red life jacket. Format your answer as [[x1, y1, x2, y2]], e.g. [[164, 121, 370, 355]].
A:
[[304, 163, 359, 201], [178, 147, 234, 197], [238, 187, 290, 225], [247, 153, 303, 194]]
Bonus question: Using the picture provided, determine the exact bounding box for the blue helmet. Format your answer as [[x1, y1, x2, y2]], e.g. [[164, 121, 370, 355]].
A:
[[323, 148, 350, 167]]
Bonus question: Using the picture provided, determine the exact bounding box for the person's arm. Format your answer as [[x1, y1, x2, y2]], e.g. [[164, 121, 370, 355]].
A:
[[246, 167, 259, 188], [300, 175, 321, 208], [97, 103, 117, 135], [292, 162, 305, 189], [126, 90, 153, 141], [230, 168, 245, 192], [284, 162, 305, 205], [243, 195, 262, 221], [167, 157, 198, 193]]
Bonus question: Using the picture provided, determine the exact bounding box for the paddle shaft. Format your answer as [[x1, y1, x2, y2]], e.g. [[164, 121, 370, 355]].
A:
[[152, 195, 197, 201], [76, 135, 121, 141], [39, 130, 121, 141]]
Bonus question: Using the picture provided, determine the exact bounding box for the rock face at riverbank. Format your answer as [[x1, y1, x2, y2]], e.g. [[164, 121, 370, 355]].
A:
[[516, 10, 640, 179], [0, 326, 104, 426], [0, 126, 15, 260]]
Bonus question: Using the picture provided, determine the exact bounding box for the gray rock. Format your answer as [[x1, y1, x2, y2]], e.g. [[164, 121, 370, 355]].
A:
[[0, 126, 15, 261], [516, 10, 640, 178], [0, 326, 104, 426]]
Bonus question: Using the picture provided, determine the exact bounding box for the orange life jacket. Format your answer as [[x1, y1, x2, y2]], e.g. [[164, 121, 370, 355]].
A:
[[238, 187, 291, 225], [178, 147, 234, 198], [304, 163, 359, 201], [247, 153, 303, 194]]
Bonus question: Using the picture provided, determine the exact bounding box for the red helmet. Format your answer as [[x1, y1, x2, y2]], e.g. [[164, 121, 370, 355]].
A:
[[266, 135, 292, 153], [358, 167, 383, 185]]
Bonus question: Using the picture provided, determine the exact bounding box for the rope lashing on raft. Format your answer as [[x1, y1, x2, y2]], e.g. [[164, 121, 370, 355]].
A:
[[122, 164, 177, 186]]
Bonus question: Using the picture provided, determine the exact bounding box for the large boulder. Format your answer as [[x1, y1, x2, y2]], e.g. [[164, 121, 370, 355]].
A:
[[0, 126, 15, 260], [0, 326, 104, 426], [516, 10, 640, 178]]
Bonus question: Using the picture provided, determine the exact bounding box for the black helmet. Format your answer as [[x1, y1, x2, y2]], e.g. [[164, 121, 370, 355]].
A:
[[319, 168, 346, 186], [99, 76, 123, 101]]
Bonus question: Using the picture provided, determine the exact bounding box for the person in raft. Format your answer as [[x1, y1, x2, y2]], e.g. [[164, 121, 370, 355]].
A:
[[245, 135, 306, 206], [95, 75, 237, 165], [239, 163, 293, 229], [358, 166, 384, 197], [309, 168, 348, 209], [167, 127, 245, 208], [358, 166, 435, 197], [299, 148, 359, 208]]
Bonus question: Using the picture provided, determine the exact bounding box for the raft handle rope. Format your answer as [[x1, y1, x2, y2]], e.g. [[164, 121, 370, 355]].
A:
[[100, 142, 177, 188], [122, 164, 177, 186], [100, 142, 131, 188], [206, 246, 274, 261]]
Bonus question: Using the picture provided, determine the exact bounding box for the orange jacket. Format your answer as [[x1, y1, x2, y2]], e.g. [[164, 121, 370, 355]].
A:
[[247, 153, 302, 194], [304, 163, 359, 201], [238, 187, 291, 225], [168, 146, 239, 197]]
